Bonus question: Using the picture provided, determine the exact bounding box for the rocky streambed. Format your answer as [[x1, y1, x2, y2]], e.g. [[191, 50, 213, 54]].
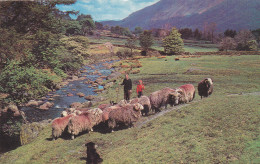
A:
[[21, 60, 119, 123]]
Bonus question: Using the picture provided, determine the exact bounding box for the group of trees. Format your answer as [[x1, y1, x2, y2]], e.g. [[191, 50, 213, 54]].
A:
[[110, 26, 132, 37], [0, 0, 89, 105], [220, 29, 258, 51]]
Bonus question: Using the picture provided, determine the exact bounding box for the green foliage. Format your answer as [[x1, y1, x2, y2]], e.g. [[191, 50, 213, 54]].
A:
[[59, 36, 89, 72], [247, 40, 258, 51], [111, 26, 132, 37], [125, 38, 136, 55], [0, 61, 59, 104], [139, 30, 154, 51], [77, 14, 96, 35], [116, 48, 133, 59], [219, 37, 237, 51], [64, 20, 82, 35], [163, 28, 184, 55], [133, 26, 143, 35]]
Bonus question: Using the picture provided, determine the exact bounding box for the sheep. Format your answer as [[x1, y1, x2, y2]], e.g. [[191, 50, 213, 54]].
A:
[[101, 105, 120, 122], [168, 84, 195, 105], [52, 114, 76, 140], [130, 96, 151, 116], [108, 103, 144, 132], [149, 87, 176, 113], [67, 108, 103, 140], [198, 78, 213, 99]]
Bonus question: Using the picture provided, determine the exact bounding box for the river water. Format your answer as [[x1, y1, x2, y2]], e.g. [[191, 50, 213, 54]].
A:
[[21, 61, 115, 122]]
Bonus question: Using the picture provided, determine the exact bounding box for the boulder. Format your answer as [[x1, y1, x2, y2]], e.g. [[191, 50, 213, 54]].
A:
[[67, 93, 74, 97], [76, 92, 85, 97], [85, 95, 95, 100], [39, 102, 54, 110], [70, 102, 83, 108], [26, 100, 39, 107], [106, 72, 122, 80], [20, 120, 51, 145]]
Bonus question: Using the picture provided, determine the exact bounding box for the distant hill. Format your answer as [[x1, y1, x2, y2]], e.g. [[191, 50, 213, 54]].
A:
[[102, 0, 260, 31]]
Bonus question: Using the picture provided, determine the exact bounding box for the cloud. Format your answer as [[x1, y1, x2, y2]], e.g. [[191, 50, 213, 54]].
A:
[[57, 0, 160, 21]]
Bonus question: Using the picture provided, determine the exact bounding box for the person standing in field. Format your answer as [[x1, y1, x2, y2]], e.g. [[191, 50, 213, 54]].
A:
[[121, 74, 132, 101], [136, 80, 145, 98]]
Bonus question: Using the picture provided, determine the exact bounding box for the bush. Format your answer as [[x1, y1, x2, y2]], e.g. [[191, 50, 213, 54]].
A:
[[0, 61, 60, 104], [116, 48, 133, 59], [163, 28, 184, 55]]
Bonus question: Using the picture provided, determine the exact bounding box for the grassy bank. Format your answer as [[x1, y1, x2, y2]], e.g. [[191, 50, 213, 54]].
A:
[[0, 55, 259, 163]]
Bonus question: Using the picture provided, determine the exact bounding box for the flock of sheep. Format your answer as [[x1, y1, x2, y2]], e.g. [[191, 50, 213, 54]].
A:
[[52, 78, 213, 140]]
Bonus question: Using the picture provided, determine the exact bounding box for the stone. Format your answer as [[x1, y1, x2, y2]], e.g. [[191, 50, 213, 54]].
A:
[[67, 93, 74, 97], [85, 95, 95, 100], [77, 92, 85, 97], [70, 102, 83, 108], [39, 102, 54, 110], [81, 101, 92, 108]]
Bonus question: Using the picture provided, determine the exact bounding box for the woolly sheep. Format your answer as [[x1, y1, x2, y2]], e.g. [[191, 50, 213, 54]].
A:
[[130, 96, 151, 116], [52, 114, 76, 140], [169, 84, 195, 105], [198, 78, 213, 99], [108, 103, 144, 132], [68, 108, 103, 140], [149, 87, 176, 112]]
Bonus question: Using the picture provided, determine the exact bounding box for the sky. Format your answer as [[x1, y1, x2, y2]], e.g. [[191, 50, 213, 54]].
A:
[[56, 0, 160, 21]]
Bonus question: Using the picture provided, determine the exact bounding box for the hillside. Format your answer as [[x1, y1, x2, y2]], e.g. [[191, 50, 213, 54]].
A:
[[102, 0, 260, 31], [0, 55, 259, 163]]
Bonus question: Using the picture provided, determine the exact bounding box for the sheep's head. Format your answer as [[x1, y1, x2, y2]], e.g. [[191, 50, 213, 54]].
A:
[[205, 78, 213, 87], [133, 103, 144, 111], [66, 108, 76, 114], [61, 111, 68, 117], [169, 89, 183, 106]]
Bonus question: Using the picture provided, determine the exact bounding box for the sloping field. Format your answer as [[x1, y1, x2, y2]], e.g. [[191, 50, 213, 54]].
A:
[[0, 55, 259, 163]]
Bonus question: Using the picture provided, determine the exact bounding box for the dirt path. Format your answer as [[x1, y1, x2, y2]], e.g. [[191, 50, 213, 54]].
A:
[[227, 92, 260, 96]]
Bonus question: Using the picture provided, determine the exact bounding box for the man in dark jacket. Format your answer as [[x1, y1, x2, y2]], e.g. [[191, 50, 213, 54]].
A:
[[121, 74, 132, 101]]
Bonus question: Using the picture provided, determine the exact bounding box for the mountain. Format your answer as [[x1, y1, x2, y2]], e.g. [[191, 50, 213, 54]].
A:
[[102, 0, 260, 31]]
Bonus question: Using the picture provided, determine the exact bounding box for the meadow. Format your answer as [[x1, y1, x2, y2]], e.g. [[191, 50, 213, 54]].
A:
[[0, 54, 259, 163]]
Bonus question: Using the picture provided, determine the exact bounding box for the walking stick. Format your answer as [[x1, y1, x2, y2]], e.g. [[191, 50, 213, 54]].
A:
[[116, 87, 119, 103]]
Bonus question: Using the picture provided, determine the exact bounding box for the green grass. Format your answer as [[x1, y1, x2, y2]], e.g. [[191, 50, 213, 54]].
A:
[[0, 55, 259, 163], [88, 36, 219, 53]]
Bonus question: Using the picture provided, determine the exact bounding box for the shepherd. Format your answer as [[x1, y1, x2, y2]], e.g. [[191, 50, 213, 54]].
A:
[[121, 74, 132, 101], [136, 80, 145, 98]]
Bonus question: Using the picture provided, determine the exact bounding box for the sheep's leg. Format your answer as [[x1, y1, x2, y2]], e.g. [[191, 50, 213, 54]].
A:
[[71, 134, 75, 140], [90, 128, 93, 132]]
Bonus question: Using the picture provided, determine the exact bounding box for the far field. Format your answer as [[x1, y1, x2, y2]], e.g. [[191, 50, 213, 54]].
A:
[[88, 36, 219, 53], [1, 54, 259, 163]]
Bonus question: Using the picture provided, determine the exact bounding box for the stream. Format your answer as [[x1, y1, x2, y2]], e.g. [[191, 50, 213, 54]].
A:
[[21, 61, 115, 122]]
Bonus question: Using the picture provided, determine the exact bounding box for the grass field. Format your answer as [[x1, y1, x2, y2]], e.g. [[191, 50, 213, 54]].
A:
[[0, 55, 259, 163], [88, 36, 219, 53]]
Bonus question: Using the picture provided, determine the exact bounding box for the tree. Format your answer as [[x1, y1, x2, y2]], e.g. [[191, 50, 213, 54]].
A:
[[139, 30, 154, 52], [125, 38, 136, 56], [179, 28, 193, 39], [247, 40, 258, 51], [235, 30, 255, 51], [133, 27, 143, 35], [77, 14, 96, 35], [163, 28, 184, 55], [219, 37, 237, 52], [193, 28, 202, 40], [224, 29, 237, 38]]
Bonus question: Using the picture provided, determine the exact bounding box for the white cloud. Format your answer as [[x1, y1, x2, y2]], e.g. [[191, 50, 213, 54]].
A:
[[57, 0, 160, 21]]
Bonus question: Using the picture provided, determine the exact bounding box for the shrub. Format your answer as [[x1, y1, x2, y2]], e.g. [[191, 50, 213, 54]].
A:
[[0, 61, 60, 104], [116, 48, 133, 59], [163, 28, 184, 55]]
